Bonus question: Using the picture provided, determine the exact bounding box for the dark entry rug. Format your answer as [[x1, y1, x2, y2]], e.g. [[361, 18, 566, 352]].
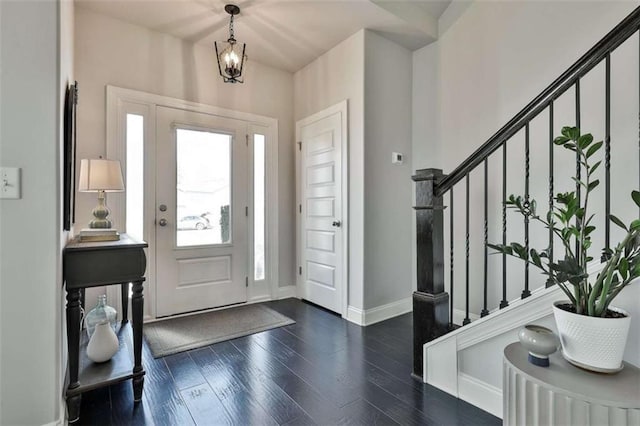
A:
[[144, 304, 295, 358]]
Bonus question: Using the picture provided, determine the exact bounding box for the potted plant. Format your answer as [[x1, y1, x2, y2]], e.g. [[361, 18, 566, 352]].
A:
[[489, 126, 640, 373]]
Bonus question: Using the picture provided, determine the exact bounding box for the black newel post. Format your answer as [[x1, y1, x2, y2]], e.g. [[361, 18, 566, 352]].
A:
[[412, 168, 449, 380]]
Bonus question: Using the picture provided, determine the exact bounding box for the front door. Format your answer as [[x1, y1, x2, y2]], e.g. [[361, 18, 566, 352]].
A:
[[155, 106, 248, 317], [297, 106, 345, 314]]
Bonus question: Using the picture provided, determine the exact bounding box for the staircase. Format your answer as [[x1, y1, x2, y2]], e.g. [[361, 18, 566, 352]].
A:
[[412, 6, 640, 417]]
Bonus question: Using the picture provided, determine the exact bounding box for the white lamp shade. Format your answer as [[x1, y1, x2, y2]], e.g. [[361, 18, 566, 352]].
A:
[[78, 159, 125, 192]]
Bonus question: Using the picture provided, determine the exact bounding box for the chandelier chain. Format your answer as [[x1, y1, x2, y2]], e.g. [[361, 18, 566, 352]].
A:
[[228, 14, 235, 42]]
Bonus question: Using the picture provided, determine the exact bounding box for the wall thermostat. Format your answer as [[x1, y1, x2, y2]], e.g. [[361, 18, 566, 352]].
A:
[[391, 152, 404, 165]]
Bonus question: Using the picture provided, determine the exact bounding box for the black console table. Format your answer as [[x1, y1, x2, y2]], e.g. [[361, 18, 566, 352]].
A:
[[63, 234, 148, 423]]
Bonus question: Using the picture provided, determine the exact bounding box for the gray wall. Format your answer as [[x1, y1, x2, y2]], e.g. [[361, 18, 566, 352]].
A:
[[363, 31, 413, 309], [0, 0, 71, 423]]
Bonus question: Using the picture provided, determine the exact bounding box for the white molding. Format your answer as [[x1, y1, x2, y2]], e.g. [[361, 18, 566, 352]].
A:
[[452, 308, 480, 325], [106, 86, 279, 320], [296, 100, 349, 318], [346, 305, 364, 325], [346, 297, 412, 326], [277, 285, 297, 300], [425, 336, 458, 395], [458, 373, 502, 419], [363, 297, 412, 326], [424, 285, 563, 351]]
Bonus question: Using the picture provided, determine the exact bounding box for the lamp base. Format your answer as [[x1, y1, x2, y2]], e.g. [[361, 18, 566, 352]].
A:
[[89, 190, 113, 229], [88, 218, 113, 229]]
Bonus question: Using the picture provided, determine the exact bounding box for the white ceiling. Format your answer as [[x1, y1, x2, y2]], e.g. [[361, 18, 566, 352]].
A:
[[76, 0, 452, 73]]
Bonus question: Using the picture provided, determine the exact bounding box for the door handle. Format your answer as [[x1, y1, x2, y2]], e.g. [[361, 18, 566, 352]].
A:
[[332, 220, 341, 228], [158, 218, 168, 227]]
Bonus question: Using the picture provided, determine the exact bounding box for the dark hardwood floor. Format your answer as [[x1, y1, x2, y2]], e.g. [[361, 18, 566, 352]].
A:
[[78, 298, 500, 425]]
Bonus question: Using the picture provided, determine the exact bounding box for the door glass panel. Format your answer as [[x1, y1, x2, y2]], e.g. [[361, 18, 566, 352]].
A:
[[176, 128, 231, 247], [126, 114, 144, 241], [254, 134, 265, 280]]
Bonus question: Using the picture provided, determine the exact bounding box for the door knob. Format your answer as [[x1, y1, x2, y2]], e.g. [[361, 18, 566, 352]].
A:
[[332, 220, 341, 228], [158, 218, 168, 227]]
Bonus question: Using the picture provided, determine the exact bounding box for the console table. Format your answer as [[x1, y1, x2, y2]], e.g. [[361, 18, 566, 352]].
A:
[[63, 234, 148, 423], [503, 342, 640, 425]]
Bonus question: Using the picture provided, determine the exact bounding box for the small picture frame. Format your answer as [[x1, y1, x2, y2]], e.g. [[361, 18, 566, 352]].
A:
[[63, 81, 78, 231]]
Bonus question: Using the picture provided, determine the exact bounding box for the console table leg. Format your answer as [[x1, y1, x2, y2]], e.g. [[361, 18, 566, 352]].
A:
[[67, 395, 81, 423], [131, 280, 145, 402], [66, 288, 82, 422], [121, 282, 129, 323]]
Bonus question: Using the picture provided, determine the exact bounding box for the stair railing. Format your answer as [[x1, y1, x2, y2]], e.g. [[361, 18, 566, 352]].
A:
[[412, 6, 640, 378]]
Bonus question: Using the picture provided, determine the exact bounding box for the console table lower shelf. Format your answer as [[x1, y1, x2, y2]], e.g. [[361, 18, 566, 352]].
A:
[[66, 322, 143, 398], [503, 342, 640, 425]]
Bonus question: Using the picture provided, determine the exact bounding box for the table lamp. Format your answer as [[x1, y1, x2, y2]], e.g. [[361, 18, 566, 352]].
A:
[[78, 158, 124, 229]]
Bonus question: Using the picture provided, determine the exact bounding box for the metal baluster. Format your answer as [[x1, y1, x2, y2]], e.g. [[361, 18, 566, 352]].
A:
[[522, 124, 531, 299], [500, 143, 509, 309], [481, 159, 490, 317], [603, 53, 612, 261], [450, 189, 455, 327], [547, 101, 555, 288], [575, 80, 582, 257], [464, 174, 471, 325]]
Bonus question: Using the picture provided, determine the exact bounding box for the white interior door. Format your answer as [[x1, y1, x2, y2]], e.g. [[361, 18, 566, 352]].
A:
[[156, 106, 248, 317], [298, 107, 345, 314]]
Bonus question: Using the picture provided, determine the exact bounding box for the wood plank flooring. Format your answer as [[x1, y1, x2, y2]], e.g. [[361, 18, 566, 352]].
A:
[[78, 298, 500, 425]]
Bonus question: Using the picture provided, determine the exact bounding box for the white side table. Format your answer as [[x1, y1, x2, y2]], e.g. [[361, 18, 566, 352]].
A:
[[503, 342, 640, 425]]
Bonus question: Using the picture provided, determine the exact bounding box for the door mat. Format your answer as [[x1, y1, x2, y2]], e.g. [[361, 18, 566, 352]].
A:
[[144, 304, 295, 358]]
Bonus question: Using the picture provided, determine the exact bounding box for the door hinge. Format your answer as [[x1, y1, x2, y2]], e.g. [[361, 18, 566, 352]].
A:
[[246, 134, 249, 146], [299, 204, 302, 213], [245, 206, 248, 216], [299, 266, 302, 275], [246, 276, 248, 287], [297, 141, 302, 151]]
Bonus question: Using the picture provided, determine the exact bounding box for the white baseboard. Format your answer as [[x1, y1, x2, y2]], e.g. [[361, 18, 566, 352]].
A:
[[346, 297, 412, 326], [42, 397, 66, 426], [458, 373, 502, 419], [277, 285, 297, 300], [346, 305, 364, 325]]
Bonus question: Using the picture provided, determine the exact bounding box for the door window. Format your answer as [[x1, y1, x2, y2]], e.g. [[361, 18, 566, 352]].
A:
[[175, 128, 231, 247]]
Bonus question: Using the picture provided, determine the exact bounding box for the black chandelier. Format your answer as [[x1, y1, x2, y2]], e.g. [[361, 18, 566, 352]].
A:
[[215, 4, 247, 84]]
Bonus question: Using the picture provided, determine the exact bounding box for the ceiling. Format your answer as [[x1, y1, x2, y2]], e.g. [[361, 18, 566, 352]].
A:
[[76, 0, 452, 73]]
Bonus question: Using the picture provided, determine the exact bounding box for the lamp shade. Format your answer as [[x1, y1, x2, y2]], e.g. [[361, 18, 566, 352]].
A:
[[78, 159, 124, 192]]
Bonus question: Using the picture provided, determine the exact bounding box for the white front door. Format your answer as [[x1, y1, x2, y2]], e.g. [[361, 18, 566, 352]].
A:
[[155, 106, 248, 317], [297, 104, 346, 314]]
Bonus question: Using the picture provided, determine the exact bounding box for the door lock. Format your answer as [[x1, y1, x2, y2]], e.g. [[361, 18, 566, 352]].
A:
[[158, 218, 168, 227], [332, 220, 342, 228], [159, 204, 167, 212]]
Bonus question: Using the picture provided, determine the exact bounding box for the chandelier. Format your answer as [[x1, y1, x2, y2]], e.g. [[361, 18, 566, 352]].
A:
[[215, 4, 247, 84]]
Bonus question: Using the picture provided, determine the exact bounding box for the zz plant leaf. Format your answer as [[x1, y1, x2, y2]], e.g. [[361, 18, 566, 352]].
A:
[[490, 127, 640, 317]]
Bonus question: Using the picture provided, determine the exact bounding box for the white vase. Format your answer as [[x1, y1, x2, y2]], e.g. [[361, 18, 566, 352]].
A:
[[553, 301, 631, 373], [87, 321, 119, 363]]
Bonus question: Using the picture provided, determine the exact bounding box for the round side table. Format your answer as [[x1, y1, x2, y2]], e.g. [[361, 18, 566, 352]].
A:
[[503, 342, 640, 425]]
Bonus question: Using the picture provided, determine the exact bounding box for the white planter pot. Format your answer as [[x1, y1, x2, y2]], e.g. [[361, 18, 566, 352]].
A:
[[553, 301, 631, 373]]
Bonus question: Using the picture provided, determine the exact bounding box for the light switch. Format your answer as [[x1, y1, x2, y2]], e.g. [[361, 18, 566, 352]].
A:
[[0, 167, 21, 199], [391, 152, 404, 165]]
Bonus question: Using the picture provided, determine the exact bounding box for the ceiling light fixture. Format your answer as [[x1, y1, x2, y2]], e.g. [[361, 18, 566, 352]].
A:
[[215, 4, 247, 84]]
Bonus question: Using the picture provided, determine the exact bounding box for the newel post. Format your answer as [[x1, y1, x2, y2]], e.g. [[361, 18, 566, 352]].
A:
[[412, 168, 449, 380]]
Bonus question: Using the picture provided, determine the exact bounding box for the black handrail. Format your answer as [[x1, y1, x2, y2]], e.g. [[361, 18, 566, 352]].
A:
[[435, 6, 640, 197]]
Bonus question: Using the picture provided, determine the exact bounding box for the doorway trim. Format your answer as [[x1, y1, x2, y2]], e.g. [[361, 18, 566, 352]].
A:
[[105, 86, 279, 320], [295, 100, 349, 318]]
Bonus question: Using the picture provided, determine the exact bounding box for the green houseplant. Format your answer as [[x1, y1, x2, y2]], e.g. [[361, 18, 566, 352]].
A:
[[490, 126, 640, 372]]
